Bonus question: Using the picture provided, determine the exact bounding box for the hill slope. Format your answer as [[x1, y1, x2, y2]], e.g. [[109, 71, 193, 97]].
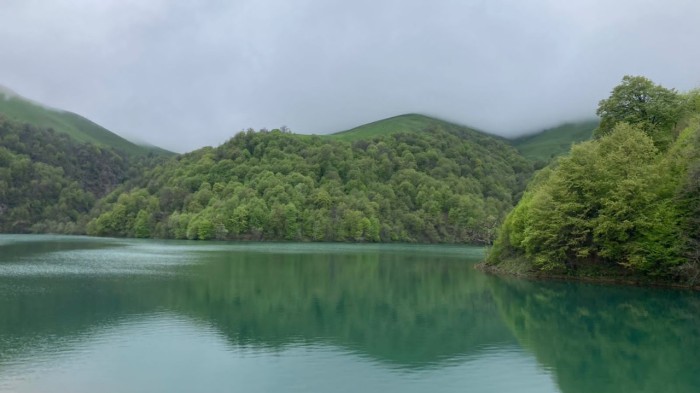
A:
[[0, 116, 130, 232], [327, 113, 497, 142], [87, 124, 533, 243], [0, 86, 169, 156], [512, 119, 598, 161]]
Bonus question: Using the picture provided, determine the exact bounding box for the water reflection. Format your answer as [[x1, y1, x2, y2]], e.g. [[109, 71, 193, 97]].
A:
[[171, 249, 515, 368], [488, 278, 700, 393], [2, 236, 699, 392], [0, 237, 514, 371]]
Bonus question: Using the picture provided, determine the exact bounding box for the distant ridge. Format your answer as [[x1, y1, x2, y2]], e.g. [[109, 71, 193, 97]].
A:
[[512, 119, 599, 161], [0, 85, 170, 156], [327, 113, 495, 141]]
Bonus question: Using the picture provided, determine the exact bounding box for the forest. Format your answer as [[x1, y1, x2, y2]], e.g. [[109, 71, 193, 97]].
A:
[[0, 103, 536, 243], [485, 76, 700, 284], [86, 125, 532, 243], [0, 114, 167, 233]]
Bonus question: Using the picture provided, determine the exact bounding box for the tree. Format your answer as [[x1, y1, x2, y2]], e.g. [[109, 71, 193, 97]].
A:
[[134, 210, 151, 238], [595, 75, 685, 149]]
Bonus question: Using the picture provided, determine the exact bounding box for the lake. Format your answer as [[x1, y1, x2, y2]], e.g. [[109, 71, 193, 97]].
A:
[[0, 235, 698, 393]]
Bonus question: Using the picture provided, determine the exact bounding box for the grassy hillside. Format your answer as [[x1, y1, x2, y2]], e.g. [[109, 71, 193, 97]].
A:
[[0, 87, 169, 156], [512, 119, 598, 161], [328, 113, 496, 142]]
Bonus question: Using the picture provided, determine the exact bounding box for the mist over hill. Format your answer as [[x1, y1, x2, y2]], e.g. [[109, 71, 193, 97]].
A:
[[1, 83, 622, 247]]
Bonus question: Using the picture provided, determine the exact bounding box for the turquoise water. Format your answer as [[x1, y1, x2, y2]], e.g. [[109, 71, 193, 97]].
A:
[[0, 235, 698, 392]]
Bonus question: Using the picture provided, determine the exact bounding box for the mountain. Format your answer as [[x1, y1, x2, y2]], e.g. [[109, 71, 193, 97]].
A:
[[87, 120, 533, 243], [0, 85, 170, 156], [0, 87, 172, 233], [327, 113, 498, 142], [512, 119, 598, 162], [330, 114, 598, 164]]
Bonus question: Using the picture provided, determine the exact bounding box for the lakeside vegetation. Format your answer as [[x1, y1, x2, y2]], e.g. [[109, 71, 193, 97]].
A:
[[485, 76, 700, 286], [86, 123, 532, 243], [3, 76, 700, 287]]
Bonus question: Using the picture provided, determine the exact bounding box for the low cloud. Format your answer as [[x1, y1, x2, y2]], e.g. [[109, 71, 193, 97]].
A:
[[1, 0, 699, 152]]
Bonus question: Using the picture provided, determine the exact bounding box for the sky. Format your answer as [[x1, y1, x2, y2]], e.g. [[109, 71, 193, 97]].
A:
[[1, 0, 699, 152]]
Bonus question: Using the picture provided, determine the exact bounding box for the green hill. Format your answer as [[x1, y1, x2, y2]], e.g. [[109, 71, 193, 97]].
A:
[[87, 123, 533, 243], [331, 114, 598, 165], [0, 86, 169, 156], [327, 113, 497, 142], [0, 86, 171, 233], [0, 117, 130, 232], [512, 119, 599, 161]]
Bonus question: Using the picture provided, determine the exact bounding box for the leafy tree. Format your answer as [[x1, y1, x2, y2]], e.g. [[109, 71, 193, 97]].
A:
[[595, 75, 685, 149], [134, 210, 151, 238]]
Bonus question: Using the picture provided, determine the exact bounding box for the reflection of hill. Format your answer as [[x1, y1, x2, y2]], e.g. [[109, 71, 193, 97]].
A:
[[0, 241, 515, 369], [169, 250, 516, 367], [490, 278, 700, 393], [0, 275, 164, 365], [0, 236, 121, 259]]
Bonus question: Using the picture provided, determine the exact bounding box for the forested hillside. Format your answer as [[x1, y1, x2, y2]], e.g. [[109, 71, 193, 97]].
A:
[[0, 116, 163, 233], [485, 76, 700, 285], [87, 125, 533, 243]]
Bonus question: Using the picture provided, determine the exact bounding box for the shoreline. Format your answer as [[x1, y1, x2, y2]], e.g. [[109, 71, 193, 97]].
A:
[[475, 261, 700, 291]]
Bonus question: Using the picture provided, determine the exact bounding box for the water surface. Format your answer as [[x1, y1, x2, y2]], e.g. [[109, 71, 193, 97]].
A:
[[0, 235, 698, 392]]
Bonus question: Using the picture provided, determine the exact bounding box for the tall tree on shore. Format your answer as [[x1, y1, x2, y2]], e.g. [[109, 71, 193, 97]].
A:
[[594, 75, 686, 149]]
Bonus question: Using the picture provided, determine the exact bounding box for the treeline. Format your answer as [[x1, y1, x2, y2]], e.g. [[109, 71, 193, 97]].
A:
[[486, 76, 700, 283], [87, 126, 532, 243], [0, 116, 162, 233]]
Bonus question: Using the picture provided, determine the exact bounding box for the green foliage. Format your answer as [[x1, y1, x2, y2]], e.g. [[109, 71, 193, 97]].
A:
[[489, 76, 700, 283], [88, 125, 533, 243], [594, 75, 686, 149], [0, 116, 162, 233], [133, 210, 151, 238]]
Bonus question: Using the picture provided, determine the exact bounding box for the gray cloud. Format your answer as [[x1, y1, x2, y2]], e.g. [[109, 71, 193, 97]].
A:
[[1, 0, 699, 152]]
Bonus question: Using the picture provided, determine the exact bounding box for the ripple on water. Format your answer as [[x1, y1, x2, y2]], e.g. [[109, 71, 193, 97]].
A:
[[0, 244, 198, 277], [0, 313, 560, 393]]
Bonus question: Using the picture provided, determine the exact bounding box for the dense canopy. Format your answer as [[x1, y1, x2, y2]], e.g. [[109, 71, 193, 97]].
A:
[[487, 77, 700, 284], [87, 126, 532, 243]]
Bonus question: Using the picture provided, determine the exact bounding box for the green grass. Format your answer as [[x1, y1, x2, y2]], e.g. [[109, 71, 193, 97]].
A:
[[512, 119, 598, 161], [0, 94, 171, 156], [326, 113, 492, 142]]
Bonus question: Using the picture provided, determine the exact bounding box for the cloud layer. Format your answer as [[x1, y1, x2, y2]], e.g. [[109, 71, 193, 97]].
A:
[[1, 0, 699, 151]]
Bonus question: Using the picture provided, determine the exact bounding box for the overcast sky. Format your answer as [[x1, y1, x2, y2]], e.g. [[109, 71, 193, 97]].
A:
[[1, 0, 699, 152]]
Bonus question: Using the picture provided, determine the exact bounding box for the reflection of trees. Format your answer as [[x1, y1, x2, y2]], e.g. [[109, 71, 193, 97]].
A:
[[168, 250, 515, 367], [0, 275, 164, 365], [490, 278, 700, 393], [0, 236, 121, 259], [0, 244, 515, 369]]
